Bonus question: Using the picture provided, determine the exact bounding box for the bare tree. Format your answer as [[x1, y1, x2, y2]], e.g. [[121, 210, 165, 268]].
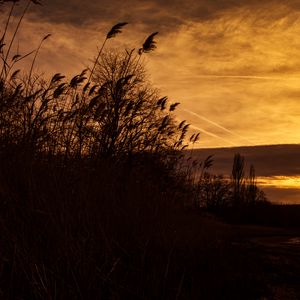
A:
[[89, 49, 187, 159], [231, 153, 245, 207]]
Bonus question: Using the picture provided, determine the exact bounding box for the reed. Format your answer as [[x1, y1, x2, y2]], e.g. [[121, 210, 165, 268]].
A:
[[0, 2, 283, 299]]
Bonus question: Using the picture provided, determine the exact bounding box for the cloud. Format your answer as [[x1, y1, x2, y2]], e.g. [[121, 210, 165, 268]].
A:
[[192, 144, 300, 177], [144, 4, 300, 147], [2, 0, 300, 147], [12, 0, 298, 33]]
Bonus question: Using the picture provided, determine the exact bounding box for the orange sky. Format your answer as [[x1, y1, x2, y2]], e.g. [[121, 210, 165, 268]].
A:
[[2, 0, 300, 148]]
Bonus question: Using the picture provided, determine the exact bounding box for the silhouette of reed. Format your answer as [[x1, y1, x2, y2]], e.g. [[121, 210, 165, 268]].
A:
[[87, 22, 128, 83], [0, 2, 297, 299], [0, 7, 190, 160]]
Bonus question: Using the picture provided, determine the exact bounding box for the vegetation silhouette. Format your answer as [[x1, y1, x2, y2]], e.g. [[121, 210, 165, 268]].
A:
[[0, 1, 299, 299]]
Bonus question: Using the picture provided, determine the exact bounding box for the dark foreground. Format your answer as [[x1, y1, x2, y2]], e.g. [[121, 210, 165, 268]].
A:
[[229, 223, 300, 300], [2, 209, 299, 300], [0, 154, 299, 299]]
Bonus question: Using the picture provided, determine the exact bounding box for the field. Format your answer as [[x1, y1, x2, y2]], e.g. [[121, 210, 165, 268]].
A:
[[1, 153, 299, 299]]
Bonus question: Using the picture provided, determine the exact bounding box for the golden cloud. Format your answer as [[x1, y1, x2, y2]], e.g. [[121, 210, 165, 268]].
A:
[[2, 1, 300, 147]]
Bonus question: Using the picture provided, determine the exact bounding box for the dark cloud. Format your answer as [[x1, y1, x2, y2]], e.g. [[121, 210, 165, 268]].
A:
[[26, 0, 181, 29], [193, 144, 300, 177], [11, 0, 297, 32]]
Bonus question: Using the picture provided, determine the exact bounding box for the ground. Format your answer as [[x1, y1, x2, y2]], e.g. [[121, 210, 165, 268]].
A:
[[140, 210, 300, 299], [230, 224, 300, 300]]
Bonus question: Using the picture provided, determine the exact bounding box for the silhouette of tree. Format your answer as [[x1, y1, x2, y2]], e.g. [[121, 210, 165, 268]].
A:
[[231, 153, 245, 207], [247, 164, 257, 204], [201, 173, 231, 211], [245, 164, 268, 205], [88, 49, 187, 159]]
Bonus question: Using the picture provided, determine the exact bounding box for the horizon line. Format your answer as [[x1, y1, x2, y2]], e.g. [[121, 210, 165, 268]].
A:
[[190, 142, 300, 150]]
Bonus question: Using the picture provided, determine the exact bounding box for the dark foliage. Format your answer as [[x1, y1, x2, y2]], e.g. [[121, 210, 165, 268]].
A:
[[0, 150, 268, 299], [0, 2, 297, 299]]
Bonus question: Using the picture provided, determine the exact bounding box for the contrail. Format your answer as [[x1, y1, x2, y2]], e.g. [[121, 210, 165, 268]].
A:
[[189, 124, 238, 147], [183, 108, 255, 145]]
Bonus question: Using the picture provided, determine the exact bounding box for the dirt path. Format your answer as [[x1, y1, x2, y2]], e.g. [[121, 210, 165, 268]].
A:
[[233, 226, 300, 300]]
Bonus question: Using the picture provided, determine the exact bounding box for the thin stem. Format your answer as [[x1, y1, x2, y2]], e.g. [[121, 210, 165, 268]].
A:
[[0, 1, 15, 51], [0, 1, 16, 78], [27, 39, 43, 88], [133, 53, 142, 75], [87, 38, 107, 83], [1, 0, 31, 79]]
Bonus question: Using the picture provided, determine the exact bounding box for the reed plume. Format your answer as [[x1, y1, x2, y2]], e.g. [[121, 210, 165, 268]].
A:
[[135, 32, 158, 73], [139, 32, 159, 55], [106, 22, 128, 39], [87, 22, 128, 83]]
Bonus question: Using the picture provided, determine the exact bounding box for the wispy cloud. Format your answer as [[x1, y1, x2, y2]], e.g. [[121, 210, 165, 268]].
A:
[[147, 4, 300, 147], [183, 108, 255, 145], [189, 124, 238, 147], [2, 0, 300, 147]]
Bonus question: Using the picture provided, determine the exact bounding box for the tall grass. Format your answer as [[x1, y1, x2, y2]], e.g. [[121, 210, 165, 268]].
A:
[[0, 19, 189, 161], [0, 2, 283, 299]]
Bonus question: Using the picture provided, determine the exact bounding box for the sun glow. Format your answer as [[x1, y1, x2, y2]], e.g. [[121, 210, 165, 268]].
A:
[[258, 176, 300, 189]]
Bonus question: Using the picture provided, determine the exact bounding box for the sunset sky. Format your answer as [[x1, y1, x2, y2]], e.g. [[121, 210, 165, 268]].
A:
[[2, 0, 300, 148]]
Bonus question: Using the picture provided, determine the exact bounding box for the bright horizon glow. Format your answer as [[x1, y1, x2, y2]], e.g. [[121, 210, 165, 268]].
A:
[[258, 176, 300, 189]]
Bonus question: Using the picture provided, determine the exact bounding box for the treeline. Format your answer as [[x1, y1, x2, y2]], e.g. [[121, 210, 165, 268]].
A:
[[182, 153, 268, 210]]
